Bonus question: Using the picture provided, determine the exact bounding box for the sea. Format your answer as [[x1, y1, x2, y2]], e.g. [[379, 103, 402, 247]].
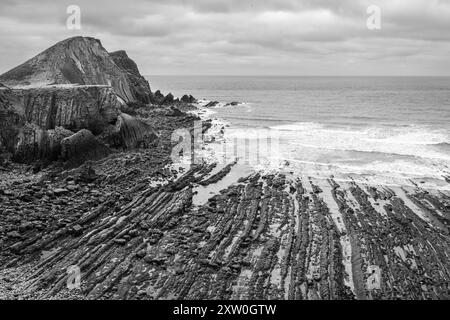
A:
[[148, 76, 450, 189]]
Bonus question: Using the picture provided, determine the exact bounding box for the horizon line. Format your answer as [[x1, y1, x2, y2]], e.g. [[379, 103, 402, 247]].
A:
[[144, 74, 450, 77]]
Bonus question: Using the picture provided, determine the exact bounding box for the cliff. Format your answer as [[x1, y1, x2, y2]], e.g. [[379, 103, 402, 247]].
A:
[[110, 50, 152, 104], [0, 37, 152, 104], [12, 85, 122, 133], [0, 37, 159, 164]]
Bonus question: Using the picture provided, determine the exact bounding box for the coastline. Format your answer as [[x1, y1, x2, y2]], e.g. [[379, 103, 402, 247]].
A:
[[183, 100, 450, 299], [1, 98, 449, 299]]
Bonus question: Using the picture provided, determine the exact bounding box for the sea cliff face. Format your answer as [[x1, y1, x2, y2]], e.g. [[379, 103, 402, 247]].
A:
[[110, 50, 152, 104], [0, 37, 158, 164], [0, 36, 152, 104], [11, 86, 122, 133], [0, 85, 122, 161]]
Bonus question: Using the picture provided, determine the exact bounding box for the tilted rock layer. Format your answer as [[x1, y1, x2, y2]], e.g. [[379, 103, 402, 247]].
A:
[[0, 85, 123, 161], [109, 50, 152, 104], [0, 36, 152, 104], [0, 37, 158, 164]]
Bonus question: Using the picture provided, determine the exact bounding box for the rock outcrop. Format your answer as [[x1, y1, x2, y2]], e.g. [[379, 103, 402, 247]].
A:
[[113, 113, 158, 149], [152, 90, 165, 104], [1, 160, 449, 300], [151, 90, 196, 106], [61, 129, 111, 166], [13, 126, 75, 163], [181, 94, 196, 104], [109, 50, 152, 104], [0, 37, 151, 104], [0, 85, 123, 162], [12, 86, 122, 133], [0, 37, 159, 164]]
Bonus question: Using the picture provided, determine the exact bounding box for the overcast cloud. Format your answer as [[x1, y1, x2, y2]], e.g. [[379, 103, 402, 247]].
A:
[[1, 0, 450, 75]]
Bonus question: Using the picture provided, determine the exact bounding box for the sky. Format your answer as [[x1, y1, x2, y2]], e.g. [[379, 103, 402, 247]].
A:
[[1, 0, 450, 76]]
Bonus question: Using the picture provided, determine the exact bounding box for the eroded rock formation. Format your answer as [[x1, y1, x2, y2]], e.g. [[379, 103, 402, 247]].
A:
[[61, 129, 111, 166], [109, 50, 152, 104], [0, 37, 151, 104], [0, 85, 123, 162], [0, 37, 159, 165], [1, 159, 449, 300], [114, 113, 158, 149]]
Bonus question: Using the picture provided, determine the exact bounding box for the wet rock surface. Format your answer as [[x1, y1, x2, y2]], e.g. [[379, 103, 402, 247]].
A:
[[1, 153, 449, 299]]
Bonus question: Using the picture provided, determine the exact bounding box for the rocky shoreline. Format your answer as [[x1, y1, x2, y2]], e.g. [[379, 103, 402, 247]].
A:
[[1, 37, 450, 300], [1, 152, 450, 299]]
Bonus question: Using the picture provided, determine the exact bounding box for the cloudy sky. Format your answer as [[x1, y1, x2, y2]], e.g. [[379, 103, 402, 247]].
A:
[[1, 0, 450, 76]]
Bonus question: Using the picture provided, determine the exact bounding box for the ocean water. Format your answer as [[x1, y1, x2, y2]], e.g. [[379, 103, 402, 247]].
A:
[[148, 76, 450, 188]]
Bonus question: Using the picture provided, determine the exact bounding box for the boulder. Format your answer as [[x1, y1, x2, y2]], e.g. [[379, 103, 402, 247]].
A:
[[180, 94, 196, 104], [224, 101, 239, 107], [204, 101, 219, 108], [46, 127, 76, 160], [166, 107, 184, 117], [112, 113, 158, 149], [12, 123, 73, 162], [161, 93, 175, 105], [61, 129, 111, 166], [152, 90, 165, 104]]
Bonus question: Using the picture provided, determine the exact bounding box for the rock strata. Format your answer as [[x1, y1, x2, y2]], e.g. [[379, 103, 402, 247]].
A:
[[109, 50, 152, 104], [0, 37, 160, 165], [113, 113, 158, 149], [0, 37, 151, 104], [1, 153, 449, 300]]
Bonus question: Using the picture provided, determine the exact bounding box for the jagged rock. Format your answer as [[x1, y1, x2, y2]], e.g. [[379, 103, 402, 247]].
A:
[[162, 93, 174, 105], [71, 164, 98, 183], [224, 101, 239, 107], [0, 86, 23, 155], [11, 86, 122, 133], [166, 107, 184, 117], [46, 127, 75, 160], [0, 84, 125, 162], [204, 101, 219, 108], [109, 50, 152, 104], [152, 90, 165, 104], [70, 224, 83, 236], [148, 90, 177, 106], [180, 94, 196, 104], [61, 129, 111, 166], [115, 113, 158, 148], [11, 123, 46, 162], [13, 125, 76, 163], [0, 38, 161, 164], [0, 36, 150, 104]]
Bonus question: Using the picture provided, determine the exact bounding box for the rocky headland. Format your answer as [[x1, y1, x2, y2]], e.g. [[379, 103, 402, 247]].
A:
[[0, 37, 449, 300]]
